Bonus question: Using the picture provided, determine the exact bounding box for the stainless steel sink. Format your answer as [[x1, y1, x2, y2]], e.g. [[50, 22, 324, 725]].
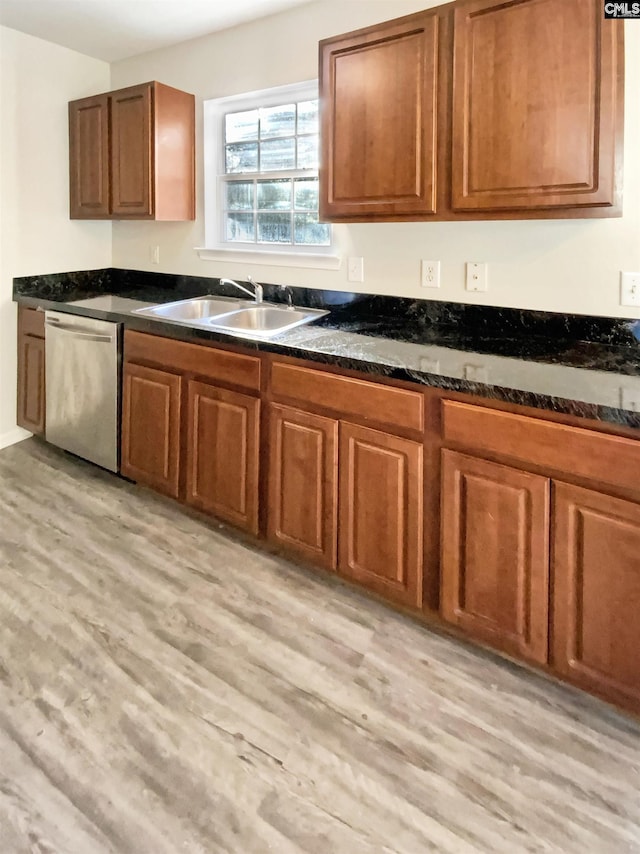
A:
[[208, 305, 328, 337], [134, 296, 328, 338], [134, 295, 243, 322]]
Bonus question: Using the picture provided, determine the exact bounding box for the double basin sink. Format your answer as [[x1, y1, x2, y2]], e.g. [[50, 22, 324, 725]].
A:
[[134, 296, 328, 338]]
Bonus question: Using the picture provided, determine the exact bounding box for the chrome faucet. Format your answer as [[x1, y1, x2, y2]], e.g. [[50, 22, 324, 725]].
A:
[[220, 276, 263, 305]]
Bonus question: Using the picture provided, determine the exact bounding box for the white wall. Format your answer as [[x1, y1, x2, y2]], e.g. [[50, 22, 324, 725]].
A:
[[0, 26, 112, 448], [111, 0, 640, 319]]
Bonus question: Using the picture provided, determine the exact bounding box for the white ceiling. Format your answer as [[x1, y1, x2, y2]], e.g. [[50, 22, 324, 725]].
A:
[[0, 0, 315, 62]]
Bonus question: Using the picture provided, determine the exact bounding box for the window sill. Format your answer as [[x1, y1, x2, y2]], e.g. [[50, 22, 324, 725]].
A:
[[195, 247, 342, 271]]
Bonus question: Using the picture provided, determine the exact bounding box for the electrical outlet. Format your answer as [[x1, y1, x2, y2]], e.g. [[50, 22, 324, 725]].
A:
[[620, 272, 640, 307], [347, 256, 364, 283], [464, 363, 489, 383], [620, 386, 640, 412], [419, 356, 440, 374], [421, 260, 440, 288], [466, 262, 488, 292], [150, 244, 160, 265]]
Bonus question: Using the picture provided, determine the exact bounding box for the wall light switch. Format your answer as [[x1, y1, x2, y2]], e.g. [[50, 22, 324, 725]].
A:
[[150, 244, 160, 265], [466, 262, 488, 292], [620, 272, 640, 307], [347, 256, 364, 283], [421, 260, 440, 288]]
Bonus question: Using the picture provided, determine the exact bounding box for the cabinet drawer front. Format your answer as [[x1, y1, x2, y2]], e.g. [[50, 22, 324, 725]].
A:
[[442, 401, 640, 493], [271, 361, 424, 432], [19, 306, 45, 338], [125, 331, 261, 391]]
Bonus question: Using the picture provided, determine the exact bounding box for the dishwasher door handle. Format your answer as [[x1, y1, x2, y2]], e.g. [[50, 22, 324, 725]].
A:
[[45, 320, 114, 343]]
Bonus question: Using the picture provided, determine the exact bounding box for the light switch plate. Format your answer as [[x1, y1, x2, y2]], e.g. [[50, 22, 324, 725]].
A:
[[620, 272, 640, 307], [347, 256, 364, 283]]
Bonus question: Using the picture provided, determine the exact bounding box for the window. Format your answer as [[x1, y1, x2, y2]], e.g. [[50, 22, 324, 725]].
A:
[[202, 81, 336, 266]]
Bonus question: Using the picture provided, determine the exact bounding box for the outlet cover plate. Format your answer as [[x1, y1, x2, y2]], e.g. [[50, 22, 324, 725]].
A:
[[421, 260, 440, 288], [466, 262, 488, 292]]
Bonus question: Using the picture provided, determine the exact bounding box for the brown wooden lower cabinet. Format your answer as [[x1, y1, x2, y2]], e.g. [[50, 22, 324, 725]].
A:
[[441, 450, 550, 665], [338, 422, 423, 607], [267, 404, 338, 570], [186, 380, 260, 535], [121, 362, 181, 498], [17, 332, 46, 435], [109, 338, 640, 717], [552, 482, 640, 712]]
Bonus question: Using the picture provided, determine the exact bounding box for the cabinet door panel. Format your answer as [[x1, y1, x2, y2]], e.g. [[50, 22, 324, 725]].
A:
[[17, 334, 45, 435], [441, 450, 550, 664], [111, 83, 153, 217], [186, 381, 259, 535], [121, 363, 181, 497], [68, 95, 110, 218], [553, 483, 640, 713], [268, 405, 338, 570], [451, 0, 621, 211], [339, 423, 422, 606], [320, 12, 439, 218]]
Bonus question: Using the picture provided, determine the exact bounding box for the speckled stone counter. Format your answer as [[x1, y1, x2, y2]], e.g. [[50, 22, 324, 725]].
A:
[[13, 267, 640, 429]]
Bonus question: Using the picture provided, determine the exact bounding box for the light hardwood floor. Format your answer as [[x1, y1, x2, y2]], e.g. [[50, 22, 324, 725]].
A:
[[0, 438, 639, 854]]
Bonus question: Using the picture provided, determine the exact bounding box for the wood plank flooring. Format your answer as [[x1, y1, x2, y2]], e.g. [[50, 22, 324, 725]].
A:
[[0, 438, 639, 854]]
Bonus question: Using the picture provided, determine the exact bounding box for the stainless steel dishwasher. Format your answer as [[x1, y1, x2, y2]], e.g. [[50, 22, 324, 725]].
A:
[[45, 311, 120, 472]]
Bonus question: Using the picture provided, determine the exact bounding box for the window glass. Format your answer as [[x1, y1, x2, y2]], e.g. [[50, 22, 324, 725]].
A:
[[218, 91, 329, 249], [257, 179, 292, 210], [260, 104, 295, 139], [257, 212, 292, 244], [225, 109, 259, 143], [260, 137, 296, 172]]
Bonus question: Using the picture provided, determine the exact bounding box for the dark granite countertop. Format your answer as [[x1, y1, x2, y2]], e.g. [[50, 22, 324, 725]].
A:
[[13, 267, 640, 429]]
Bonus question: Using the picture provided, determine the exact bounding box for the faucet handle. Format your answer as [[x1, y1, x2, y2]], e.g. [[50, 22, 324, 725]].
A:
[[279, 284, 294, 309], [247, 274, 264, 305]]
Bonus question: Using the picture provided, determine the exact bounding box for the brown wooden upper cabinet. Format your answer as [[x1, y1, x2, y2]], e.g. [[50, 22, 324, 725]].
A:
[[319, 0, 624, 221], [319, 10, 440, 219], [451, 0, 622, 213], [69, 81, 195, 221]]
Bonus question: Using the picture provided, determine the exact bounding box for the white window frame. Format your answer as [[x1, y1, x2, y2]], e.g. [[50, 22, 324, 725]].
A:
[[198, 80, 341, 270]]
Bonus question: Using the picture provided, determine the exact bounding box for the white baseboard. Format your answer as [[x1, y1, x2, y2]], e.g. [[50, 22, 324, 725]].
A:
[[0, 427, 32, 451]]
